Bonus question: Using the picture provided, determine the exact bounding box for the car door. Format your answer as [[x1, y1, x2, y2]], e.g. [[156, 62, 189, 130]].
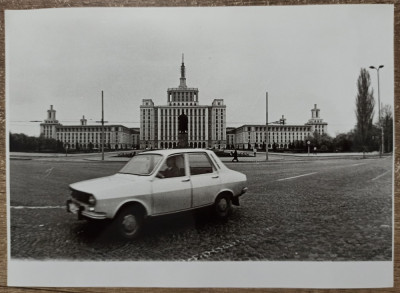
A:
[[151, 154, 192, 215], [188, 152, 222, 207]]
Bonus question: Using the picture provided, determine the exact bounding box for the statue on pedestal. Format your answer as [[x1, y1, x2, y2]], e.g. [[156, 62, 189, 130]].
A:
[[178, 113, 188, 148]]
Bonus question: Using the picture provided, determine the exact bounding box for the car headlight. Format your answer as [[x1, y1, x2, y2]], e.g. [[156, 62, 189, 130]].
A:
[[88, 195, 96, 206]]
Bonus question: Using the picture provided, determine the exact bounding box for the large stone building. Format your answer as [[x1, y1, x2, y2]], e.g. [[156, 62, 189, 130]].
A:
[[227, 104, 328, 150], [140, 56, 226, 149], [40, 105, 136, 150], [40, 59, 328, 152]]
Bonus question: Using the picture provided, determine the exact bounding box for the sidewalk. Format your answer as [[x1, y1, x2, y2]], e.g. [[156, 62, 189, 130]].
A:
[[219, 154, 281, 162], [9, 151, 129, 162], [10, 150, 388, 163], [220, 151, 386, 163], [268, 151, 381, 157]]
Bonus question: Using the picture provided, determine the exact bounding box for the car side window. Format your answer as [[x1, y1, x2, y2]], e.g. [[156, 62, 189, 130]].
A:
[[188, 153, 216, 176], [157, 154, 185, 178]]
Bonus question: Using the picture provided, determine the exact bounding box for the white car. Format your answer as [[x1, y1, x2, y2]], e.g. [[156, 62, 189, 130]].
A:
[[66, 149, 248, 239]]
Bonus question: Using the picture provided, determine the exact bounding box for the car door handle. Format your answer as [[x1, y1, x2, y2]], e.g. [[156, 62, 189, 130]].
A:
[[212, 175, 219, 179], [182, 178, 190, 182]]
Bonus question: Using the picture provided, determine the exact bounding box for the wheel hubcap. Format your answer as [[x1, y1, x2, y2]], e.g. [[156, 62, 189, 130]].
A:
[[218, 198, 228, 211], [122, 215, 138, 235]]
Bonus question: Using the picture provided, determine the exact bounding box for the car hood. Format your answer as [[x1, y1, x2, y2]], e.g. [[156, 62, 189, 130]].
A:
[[69, 173, 150, 198]]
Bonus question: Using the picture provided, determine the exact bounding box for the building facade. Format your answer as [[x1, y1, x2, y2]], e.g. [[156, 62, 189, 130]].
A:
[[131, 128, 140, 149], [40, 106, 134, 150], [228, 104, 328, 150], [40, 62, 327, 152], [231, 123, 313, 150], [140, 57, 226, 149]]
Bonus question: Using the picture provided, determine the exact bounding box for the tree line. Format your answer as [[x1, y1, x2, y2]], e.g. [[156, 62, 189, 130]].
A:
[[8, 133, 131, 153], [9, 133, 65, 153]]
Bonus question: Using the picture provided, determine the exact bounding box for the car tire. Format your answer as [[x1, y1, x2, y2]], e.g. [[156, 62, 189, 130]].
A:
[[214, 194, 232, 220], [114, 205, 144, 240]]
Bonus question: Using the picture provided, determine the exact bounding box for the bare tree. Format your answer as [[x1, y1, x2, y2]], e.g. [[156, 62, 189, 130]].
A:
[[355, 68, 375, 158], [381, 104, 393, 153]]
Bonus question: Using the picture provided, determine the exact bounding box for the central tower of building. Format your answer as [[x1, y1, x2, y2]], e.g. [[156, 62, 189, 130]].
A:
[[167, 54, 199, 107], [140, 56, 226, 149]]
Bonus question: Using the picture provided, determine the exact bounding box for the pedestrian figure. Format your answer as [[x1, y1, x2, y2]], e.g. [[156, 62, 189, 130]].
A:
[[314, 146, 317, 155], [253, 148, 257, 157], [232, 149, 239, 162]]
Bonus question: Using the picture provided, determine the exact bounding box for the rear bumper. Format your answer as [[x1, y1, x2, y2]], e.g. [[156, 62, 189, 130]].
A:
[[233, 186, 248, 206]]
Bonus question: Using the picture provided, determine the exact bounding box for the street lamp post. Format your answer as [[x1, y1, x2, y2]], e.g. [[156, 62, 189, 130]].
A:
[[96, 91, 108, 161], [265, 93, 279, 161], [265, 92, 281, 160], [307, 140, 311, 156], [101, 91, 105, 161], [369, 65, 384, 157], [266, 92, 269, 161]]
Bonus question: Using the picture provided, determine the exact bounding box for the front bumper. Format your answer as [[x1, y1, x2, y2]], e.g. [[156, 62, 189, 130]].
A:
[[66, 199, 107, 220]]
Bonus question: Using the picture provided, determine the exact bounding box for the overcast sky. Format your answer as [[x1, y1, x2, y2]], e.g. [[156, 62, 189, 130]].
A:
[[6, 5, 394, 137]]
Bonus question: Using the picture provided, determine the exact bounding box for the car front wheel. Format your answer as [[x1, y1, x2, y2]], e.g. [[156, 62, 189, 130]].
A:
[[114, 205, 144, 240], [214, 194, 232, 219]]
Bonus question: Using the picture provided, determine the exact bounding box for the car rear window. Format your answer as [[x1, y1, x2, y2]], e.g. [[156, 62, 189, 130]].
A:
[[188, 153, 215, 175]]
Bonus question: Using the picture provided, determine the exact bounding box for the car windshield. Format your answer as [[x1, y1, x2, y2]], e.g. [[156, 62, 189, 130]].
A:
[[118, 154, 163, 175]]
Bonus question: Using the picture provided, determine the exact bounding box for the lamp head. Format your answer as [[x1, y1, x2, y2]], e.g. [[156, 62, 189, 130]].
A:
[[369, 66, 376, 69], [379, 65, 384, 69]]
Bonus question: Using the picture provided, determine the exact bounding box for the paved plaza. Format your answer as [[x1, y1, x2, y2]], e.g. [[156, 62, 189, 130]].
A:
[[9, 152, 392, 261]]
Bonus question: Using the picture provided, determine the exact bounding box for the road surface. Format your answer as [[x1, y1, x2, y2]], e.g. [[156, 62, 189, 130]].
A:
[[9, 155, 392, 261]]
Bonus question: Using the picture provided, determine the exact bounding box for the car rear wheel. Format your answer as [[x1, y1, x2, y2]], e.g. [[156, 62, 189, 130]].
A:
[[214, 194, 232, 219], [114, 205, 144, 240]]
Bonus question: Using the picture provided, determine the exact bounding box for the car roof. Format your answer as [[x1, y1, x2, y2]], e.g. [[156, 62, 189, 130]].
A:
[[139, 149, 214, 156], [138, 148, 228, 171]]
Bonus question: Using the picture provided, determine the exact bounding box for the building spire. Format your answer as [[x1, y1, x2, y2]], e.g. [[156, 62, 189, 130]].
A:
[[46, 105, 58, 122], [311, 104, 320, 118], [179, 54, 187, 88]]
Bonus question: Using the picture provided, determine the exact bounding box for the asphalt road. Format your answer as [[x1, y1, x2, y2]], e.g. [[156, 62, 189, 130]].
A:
[[9, 156, 392, 261]]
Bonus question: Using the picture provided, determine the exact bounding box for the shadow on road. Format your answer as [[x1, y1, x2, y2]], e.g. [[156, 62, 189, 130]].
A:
[[69, 207, 235, 244]]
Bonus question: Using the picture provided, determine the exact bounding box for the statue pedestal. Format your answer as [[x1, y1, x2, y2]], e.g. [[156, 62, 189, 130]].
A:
[[178, 133, 188, 148]]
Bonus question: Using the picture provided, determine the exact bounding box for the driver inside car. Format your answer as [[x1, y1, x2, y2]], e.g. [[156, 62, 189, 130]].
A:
[[160, 156, 181, 178]]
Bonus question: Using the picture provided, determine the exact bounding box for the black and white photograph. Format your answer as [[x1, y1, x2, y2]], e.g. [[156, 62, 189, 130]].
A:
[[6, 4, 394, 288]]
